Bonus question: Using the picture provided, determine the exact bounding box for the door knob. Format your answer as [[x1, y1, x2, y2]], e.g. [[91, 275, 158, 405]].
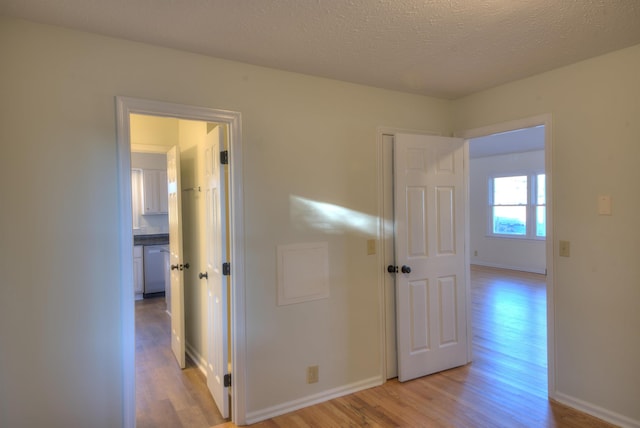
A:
[[387, 265, 398, 273], [401, 265, 411, 274], [172, 263, 190, 271], [199, 272, 208, 280]]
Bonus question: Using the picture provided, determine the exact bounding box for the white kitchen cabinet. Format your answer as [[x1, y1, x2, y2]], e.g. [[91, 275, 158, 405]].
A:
[[142, 169, 168, 215], [133, 245, 144, 294]]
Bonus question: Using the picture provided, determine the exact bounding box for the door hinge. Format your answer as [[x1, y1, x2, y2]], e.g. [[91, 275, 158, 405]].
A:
[[222, 262, 231, 276], [224, 373, 232, 387], [220, 150, 229, 165]]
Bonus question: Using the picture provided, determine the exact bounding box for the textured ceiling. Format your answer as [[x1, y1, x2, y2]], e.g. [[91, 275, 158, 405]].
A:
[[2, 0, 640, 99]]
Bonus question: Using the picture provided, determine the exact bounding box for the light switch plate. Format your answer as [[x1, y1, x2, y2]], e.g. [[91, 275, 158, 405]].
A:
[[598, 195, 612, 215], [559, 240, 570, 257], [367, 239, 376, 255]]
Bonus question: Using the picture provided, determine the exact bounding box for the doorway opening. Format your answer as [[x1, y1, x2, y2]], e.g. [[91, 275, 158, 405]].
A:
[[116, 97, 247, 428], [379, 114, 554, 398], [467, 123, 549, 398], [130, 114, 230, 426]]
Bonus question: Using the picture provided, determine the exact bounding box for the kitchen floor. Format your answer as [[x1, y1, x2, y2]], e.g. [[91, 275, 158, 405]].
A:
[[135, 297, 227, 428]]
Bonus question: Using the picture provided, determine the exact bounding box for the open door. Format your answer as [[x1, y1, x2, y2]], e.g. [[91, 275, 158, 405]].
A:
[[167, 145, 186, 369], [394, 133, 468, 382], [201, 125, 230, 418]]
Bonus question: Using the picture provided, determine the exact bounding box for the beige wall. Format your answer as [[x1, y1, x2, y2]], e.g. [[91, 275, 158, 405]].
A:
[[0, 17, 451, 427], [454, 44, 640, 423], [130, 114, 179, 148]]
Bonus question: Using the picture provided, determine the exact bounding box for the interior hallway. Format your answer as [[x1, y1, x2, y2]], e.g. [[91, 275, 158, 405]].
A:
[[135, 297, 227, 428]]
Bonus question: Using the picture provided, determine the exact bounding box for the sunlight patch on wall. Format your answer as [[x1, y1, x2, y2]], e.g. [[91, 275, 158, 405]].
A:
[[290, 195, 389, 236]]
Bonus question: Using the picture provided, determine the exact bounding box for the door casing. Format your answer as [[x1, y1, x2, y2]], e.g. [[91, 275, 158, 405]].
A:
[[115, 96, 247, 427], [202, 124, 230, 418]]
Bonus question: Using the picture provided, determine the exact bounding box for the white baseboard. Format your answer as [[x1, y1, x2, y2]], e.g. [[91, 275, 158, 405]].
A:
[[554, 391, 640, 428], [471, 261, 546, 275], [185, 342, 207, 376], [246, 376, 384, 424]]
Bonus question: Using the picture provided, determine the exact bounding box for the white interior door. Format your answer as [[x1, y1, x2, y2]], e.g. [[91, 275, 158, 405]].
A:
[[167, 145, 186, 369], [202, 125, 230, 418], [394, 133, 468, 382]]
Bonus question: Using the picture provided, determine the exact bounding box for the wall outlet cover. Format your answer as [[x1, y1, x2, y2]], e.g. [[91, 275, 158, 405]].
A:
[[307, 365, 319, 384]]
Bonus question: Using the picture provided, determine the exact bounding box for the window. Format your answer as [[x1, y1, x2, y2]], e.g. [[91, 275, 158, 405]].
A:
[[535, 174, 546, 237], [490, 173, 545, 239]]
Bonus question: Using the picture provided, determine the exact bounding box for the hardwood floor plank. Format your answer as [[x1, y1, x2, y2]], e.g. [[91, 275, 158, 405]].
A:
[[213, 266, 616, 428], [135, 297, 227, 428]]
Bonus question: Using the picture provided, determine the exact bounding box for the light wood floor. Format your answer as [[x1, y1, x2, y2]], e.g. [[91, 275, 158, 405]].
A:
[[138, 266, 616, 428], [214, 266, 615, 428], [135, 297, 227, 428]]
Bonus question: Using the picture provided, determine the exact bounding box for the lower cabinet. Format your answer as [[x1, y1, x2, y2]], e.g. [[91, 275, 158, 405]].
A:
[[133, 245, 144, 295]]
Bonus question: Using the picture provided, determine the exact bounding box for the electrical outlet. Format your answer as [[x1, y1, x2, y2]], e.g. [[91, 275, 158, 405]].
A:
[[307, 365, 319, 384], [473, 250, 478, 256], [367, 239, 376, 255], [559, 240, 570, 257]]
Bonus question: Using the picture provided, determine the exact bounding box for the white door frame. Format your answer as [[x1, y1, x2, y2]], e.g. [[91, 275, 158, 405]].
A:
[[377, 114, 555, 399], [115, 96, 247, 427]]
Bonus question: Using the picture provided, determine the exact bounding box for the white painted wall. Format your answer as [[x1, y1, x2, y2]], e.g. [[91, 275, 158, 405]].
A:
[[455, 44, 640, 425], [469, 150, 546, 273], [0, 17, 451, 427]]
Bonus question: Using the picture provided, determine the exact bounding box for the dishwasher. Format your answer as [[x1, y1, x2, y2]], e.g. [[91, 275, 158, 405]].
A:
[[143, 244, 169, 297]]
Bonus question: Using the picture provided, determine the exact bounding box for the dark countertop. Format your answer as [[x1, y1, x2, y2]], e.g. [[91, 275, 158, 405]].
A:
[[133, 233, 169, 246]]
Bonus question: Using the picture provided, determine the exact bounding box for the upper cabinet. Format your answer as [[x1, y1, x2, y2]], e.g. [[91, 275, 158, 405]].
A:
[[143, 169, 168, 215]]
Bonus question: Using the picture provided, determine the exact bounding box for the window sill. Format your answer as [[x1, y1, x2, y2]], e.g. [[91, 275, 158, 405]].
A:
[[485, 234, 546, 242]]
